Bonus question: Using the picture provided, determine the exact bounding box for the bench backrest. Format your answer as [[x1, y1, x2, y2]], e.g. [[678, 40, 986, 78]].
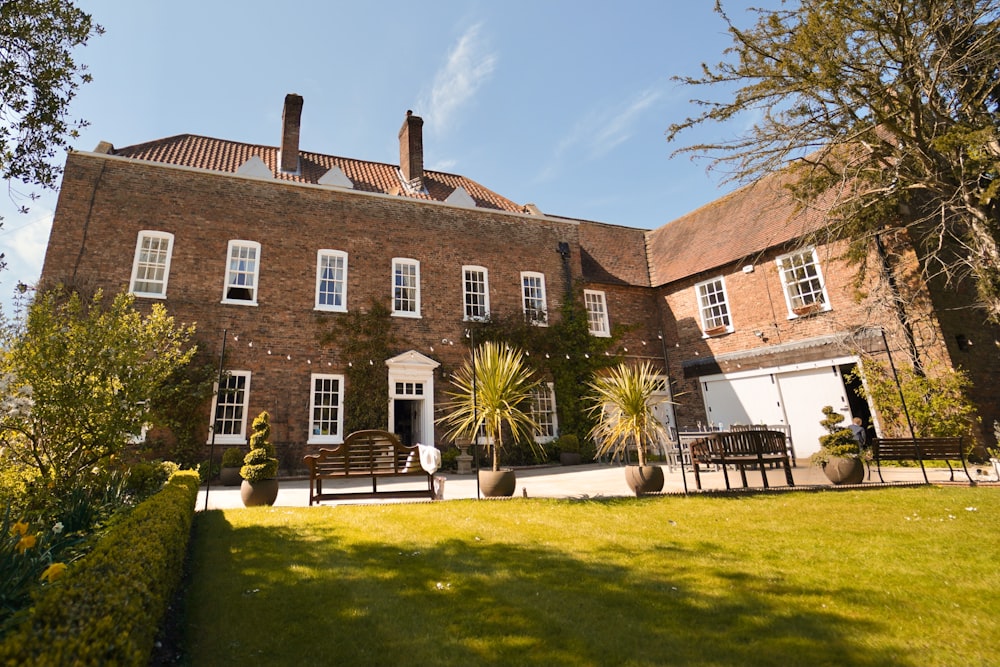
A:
[[303, 430, 423, 477], [690, 430, 787, 459], [872, 437, 964, 462]]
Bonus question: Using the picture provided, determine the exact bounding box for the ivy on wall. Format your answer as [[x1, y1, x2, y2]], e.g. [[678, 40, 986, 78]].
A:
[[468, 288, 624, 446], [319, 299, 397, 434]]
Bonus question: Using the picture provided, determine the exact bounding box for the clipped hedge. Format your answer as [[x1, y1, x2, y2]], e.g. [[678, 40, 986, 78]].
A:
[[0, 471, 200, 666]]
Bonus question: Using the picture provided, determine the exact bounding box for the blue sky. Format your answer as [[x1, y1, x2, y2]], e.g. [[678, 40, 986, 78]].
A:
[[0, 0, 779, 302]]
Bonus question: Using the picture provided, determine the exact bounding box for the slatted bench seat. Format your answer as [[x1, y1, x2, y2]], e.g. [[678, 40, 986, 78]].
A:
[[303, 430, 435, 505], [870, 436, 972, 484], [690, 430, 795, 491]]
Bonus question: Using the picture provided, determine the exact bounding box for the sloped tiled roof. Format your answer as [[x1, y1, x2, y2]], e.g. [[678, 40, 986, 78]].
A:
[[109, 134, 526, 213], [645, 172, 828, 286]]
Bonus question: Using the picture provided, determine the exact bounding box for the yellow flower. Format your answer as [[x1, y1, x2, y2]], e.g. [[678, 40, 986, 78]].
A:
[[40, 562, 68, 583], [15, 534, 36, 553], [11, 520, 29, 537]]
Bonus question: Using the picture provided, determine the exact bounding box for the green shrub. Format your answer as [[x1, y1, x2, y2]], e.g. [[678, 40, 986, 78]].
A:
[[0, 471, 199, 665], [556, 434, 580, 454], [811, 406, 869, 466], [124, 460, 178, 500], [240, 412, 278, 482], [221, 447, 244, 468]]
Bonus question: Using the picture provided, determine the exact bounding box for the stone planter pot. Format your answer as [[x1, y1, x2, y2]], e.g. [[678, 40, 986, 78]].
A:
[[559, 452, 582, 466], [240, 478, 279, 506], [625, 465, 664, 496], [219, 467, 242, 487], [822, 457, 865, 485], [478, 469, 516, 497]]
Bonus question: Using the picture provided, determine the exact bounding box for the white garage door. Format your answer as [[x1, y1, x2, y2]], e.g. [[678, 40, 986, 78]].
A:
[[775, 366, 851, 459], [700, 359, 856, 460]]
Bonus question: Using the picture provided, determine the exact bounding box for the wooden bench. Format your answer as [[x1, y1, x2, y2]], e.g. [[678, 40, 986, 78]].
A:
[[870, 436, 972, 484], [689, 430, 795, 491], [302, 430, 435, 505]]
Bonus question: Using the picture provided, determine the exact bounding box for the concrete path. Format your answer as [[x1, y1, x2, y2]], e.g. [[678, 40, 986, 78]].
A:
[[196, 461, 993, 510]]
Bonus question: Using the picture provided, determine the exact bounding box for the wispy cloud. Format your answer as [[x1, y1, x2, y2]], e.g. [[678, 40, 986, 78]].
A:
[[562, 87, 663, 159], [421, 23, 497, 135], [538, 86, 663, 184]]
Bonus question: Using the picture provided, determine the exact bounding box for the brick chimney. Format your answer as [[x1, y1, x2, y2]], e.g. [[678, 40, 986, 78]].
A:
[[280, 93, 304, 173], [398, 110, 424, 190]]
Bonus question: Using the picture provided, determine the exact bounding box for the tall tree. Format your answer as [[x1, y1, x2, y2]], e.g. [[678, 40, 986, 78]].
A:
[[0, 0, 102, 194], [668, 0, 1000, 320]]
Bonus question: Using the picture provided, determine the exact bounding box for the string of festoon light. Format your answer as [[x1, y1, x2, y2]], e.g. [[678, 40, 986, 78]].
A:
[[221, 331, 678, 374]]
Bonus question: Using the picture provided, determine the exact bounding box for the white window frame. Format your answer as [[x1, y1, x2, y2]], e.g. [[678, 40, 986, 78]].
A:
[[392, 258, 421, 318], [584, 289, 610, 337], [208, 371, 251, 445], [776, 248, 830, 317], [695, 276, 733, 335], [308, 373, 345, 444], [520, 271, 548, 326], [129, 231, 174, 298], [315, 249, 348, 312], [222, 240, 261, 305], [532, 382, 558, 443], [462, 265, 490, 321]]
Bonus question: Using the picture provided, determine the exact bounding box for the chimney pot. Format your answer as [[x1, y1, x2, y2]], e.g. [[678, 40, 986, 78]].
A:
[[280, 93, 304, 173], [399, 111, 424, 189]]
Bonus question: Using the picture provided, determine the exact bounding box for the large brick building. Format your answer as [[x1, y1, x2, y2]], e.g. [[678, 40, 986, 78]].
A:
[[39, 94, 999, 466]]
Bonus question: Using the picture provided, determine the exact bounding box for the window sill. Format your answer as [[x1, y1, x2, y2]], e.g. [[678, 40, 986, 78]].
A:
[[391, 311, 421, 319], [789, 304, 829, 319], [208, 436, 247, 446], [307, 436, 344, 446], [221, 299, 258, 307], [702, 326, 730, 337]]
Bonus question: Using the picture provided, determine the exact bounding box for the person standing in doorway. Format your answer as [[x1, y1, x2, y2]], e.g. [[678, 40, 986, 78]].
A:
[[849, 417, 867, 446]]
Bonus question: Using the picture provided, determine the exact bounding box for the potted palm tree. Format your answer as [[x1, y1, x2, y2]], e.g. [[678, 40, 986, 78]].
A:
[[438, 341, 540, 497], [240, 411, 279, 506], [588, 361, 670, 496]]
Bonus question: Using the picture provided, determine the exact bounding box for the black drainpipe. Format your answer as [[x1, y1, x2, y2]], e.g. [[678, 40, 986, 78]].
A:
[[557, 241, 572, 296]]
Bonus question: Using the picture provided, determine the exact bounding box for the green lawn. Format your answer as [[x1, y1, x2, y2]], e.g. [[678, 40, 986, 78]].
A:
[[180, 487, 999, 666]]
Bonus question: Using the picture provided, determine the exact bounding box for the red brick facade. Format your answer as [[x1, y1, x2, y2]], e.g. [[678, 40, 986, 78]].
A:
[[39, 100, 1000, 468]]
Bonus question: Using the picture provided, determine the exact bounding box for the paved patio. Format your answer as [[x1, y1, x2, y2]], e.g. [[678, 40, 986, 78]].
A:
[[196, 461, 996, 510]]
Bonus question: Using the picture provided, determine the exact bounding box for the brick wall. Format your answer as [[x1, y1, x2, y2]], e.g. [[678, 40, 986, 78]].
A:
[[42, 152, 598, 455]]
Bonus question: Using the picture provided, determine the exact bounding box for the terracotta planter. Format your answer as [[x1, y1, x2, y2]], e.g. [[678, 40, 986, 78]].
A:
[[219, 467, 242, 487], [703, 325, 727, 336], [240, 478, 279, 506], [792, 303, 822, 317], [822, 457, 865, 485], [478, 469, 516, 497], [625, 465, 664, 496]]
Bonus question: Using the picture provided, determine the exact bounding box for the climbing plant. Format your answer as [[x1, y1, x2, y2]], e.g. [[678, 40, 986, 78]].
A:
[[854, 359, 979, 439], [320, 299, 397, 434], [468, 288, 623, 447]]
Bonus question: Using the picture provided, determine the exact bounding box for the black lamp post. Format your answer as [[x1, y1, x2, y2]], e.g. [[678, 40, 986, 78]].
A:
[[203, 328, 228, 511], [467, 327, 480, 499]]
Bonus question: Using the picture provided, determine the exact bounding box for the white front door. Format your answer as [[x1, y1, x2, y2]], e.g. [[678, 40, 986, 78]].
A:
[[386, 350, 440, 446]]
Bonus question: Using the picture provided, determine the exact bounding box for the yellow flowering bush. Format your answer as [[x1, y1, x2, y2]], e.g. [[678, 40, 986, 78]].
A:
[[0, 511, 68, 628]]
